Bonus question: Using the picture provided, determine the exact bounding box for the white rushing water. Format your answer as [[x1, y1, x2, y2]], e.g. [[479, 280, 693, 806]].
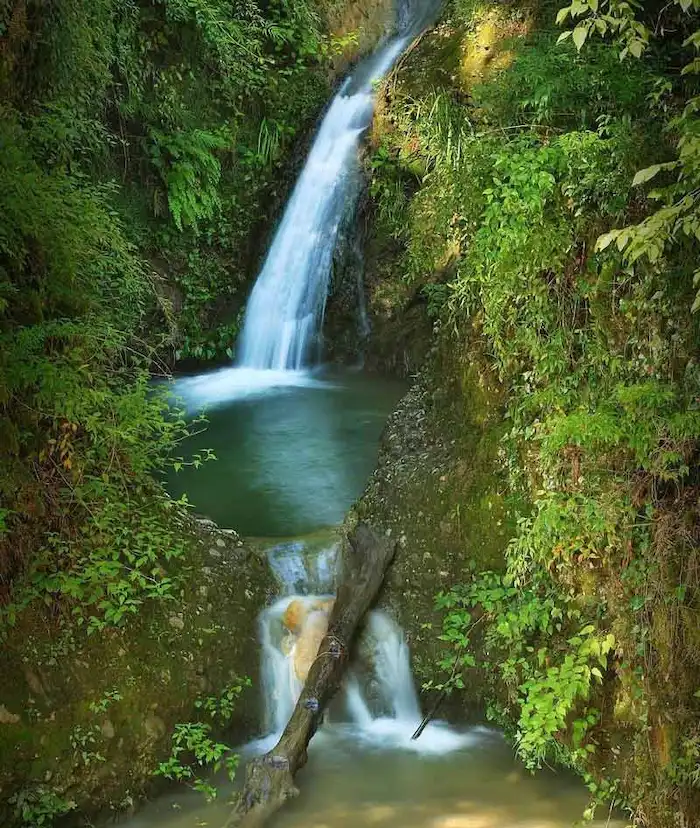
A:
[[255, 539, 471, 756], [236, 39, 408, 374], [174, 1, 439, 409]]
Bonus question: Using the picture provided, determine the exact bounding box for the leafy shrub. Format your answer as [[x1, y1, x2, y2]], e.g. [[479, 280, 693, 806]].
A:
[[155, 678, 251, 801], [369, 2, 700, 821]]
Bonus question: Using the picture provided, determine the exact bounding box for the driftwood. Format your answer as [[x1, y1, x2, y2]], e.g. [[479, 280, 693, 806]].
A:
[[224, 523, 395, 828]]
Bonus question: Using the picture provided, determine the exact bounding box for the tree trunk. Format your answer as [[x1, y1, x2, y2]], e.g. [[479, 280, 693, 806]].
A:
[[224, 523, 395, 828]]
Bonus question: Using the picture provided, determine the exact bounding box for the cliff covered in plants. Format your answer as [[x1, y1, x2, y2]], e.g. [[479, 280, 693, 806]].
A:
[[0, 0, 395, 823], [358, 0, 700, 824]]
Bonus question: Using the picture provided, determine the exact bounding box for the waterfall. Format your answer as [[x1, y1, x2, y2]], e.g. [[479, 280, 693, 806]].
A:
[[173, 2, 439, 410], [255, 539, 471, 755], [236, 43, 405, 373], [235, 1, 440, 376]]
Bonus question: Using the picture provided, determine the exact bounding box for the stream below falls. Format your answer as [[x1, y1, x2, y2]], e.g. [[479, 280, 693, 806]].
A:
[[125, 728, 616, 828], [125, 535, 623, 828]]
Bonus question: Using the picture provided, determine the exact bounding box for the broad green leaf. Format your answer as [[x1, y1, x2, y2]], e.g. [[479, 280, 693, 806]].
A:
[[557, 30, 573, 44], [629, 39, 644, 58], [681, 58, 700, 75], [572, 25, 588, 51], [595, 230, 618, 251], [632, 165, 662, 186]]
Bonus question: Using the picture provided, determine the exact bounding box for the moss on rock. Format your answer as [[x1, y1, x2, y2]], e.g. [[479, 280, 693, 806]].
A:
[[0, 519, 274, 827], [348, 329, 525, 704]]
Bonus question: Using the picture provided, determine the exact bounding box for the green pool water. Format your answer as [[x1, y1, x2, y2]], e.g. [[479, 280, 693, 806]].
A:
[[164, 368, 406, 537]]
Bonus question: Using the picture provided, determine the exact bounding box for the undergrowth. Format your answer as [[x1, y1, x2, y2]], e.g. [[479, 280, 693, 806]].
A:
[[369, 0, 700, 824], [0, 0, 369, 632]]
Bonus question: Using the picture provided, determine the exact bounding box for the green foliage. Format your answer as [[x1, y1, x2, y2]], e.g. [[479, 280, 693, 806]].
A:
[[88, 689, 123, 715], [472, 33, 651, 129], [667, 735, 700, 789], [155, 721, 237, 801], [369, 145, 414, 239], [0, 317, 203, 635], [194, 676, 252, 723], [155, 679, 249, 801], [69, 724, 106, 767], [0, 0, 347, 632], [435, 575, 614, 769], [371, 3, 700, 821], [556, 0, 700, 312], [149, 128, 231, 231], [9, 786, 76, 828]]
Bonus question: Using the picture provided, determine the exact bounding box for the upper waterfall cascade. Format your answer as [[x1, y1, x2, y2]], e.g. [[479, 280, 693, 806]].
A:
[[236, 1, 439, 374], [174, 1, 439, 408]]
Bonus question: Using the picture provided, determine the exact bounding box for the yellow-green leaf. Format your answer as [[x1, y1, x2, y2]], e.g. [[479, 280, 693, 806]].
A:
[[595, 230, 618, 252], [632, 165, 662, 186], [629, 39, 644, 58], [556, 6, 571, 24], [572, 25, 588, 50]]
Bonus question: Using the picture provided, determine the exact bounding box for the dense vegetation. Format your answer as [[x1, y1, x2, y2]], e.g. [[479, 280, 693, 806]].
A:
[[366, 0, 700, 823], [3, 0, 700, 824], [0, 0, 366, 632], [0, 3, 369, 820]]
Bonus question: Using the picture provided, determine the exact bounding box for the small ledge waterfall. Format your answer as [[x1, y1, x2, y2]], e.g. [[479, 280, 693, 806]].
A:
[[254, 539, 469, 755]]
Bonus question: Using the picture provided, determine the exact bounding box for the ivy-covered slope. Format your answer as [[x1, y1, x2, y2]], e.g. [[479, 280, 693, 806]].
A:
[[358, 0, 700, 824]]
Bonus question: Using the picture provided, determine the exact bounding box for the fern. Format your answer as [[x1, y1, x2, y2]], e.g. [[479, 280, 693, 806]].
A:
[[149, 128, 231, 231]]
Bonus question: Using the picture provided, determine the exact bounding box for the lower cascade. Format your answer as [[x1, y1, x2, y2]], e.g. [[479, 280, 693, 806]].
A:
[[255, 540, 469, 754]]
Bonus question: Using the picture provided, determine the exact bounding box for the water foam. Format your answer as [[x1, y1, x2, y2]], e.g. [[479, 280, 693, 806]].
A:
[[235, 37, 411, 373], [256, 543, 473, 757], [172, 367, 325, 410]]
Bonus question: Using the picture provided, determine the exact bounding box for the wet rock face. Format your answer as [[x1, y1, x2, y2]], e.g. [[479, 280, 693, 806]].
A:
[[346, 339, 523, 715], [281, 598, 335, 683], [0, 517, 275, 828]]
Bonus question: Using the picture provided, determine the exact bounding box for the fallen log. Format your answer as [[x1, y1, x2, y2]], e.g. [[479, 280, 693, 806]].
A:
[[224, 523, 395, 828]]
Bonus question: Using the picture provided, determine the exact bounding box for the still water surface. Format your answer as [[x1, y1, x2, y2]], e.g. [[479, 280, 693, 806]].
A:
[[165, 368, 405, 536]]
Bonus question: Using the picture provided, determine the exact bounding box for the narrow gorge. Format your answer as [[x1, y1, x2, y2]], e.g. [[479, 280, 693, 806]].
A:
[[1, 0, 699, 827]]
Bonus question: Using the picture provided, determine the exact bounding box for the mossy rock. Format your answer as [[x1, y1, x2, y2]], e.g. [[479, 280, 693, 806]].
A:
[[0, 520, 274, 827], [348, 329, 526, 712]]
